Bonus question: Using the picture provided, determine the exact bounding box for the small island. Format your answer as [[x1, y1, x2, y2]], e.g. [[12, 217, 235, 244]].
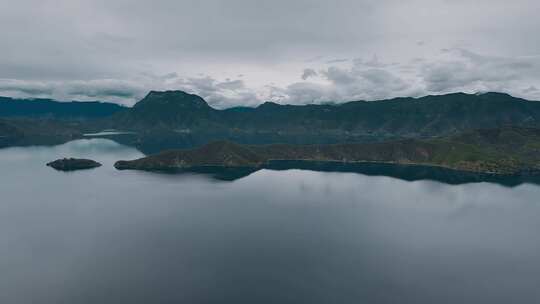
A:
[[47, 158, 102, 171]]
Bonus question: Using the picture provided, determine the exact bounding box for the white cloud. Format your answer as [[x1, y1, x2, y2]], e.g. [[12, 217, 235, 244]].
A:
[[2, 48, 540, 107]]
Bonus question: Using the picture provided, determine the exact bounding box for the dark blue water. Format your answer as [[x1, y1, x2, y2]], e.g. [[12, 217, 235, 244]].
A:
[[1, 139, 540, 303]]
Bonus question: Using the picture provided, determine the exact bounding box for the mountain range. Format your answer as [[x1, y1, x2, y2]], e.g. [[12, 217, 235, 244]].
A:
[[112, 91, 540, 137], [107, 90, 540, 152], [0, 96, 125, 119], [2, 90, 540, 153]]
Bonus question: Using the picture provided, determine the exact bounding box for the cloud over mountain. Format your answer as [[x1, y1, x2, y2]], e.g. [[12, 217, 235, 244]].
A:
[[1, 0, 540, 106]]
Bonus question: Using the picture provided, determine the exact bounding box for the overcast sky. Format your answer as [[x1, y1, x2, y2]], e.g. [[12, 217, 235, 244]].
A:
[[1, 0, 540, 107]]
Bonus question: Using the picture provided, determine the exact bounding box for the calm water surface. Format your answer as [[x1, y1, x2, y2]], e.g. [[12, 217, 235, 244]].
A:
[[1, 139, 540, 304]]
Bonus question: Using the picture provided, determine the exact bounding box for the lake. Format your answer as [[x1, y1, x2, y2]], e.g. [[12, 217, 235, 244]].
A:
[[1, 139, 540, 303]]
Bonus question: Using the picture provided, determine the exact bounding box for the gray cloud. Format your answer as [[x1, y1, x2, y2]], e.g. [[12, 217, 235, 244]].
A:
[[0, 79, 145, 104], [524, 86, 539, 94], [0, 75, 261, 107], [285, 58, 415, 103], [3, 46, 540, 107], [301, 69, 318, 80], [325, 58, 349, 64], [322, 67, 358, 85], [420, 49, 540, 97], [216, 79, 245, 90], [1, 0, 540, 106], [174, 77, 260, 108], [268, 47, 540, 105]]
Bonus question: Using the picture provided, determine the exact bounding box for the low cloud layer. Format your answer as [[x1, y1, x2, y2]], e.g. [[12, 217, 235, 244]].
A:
[[1, 0, 540, 107], [0, 79, 146, 104], [2, 48, 540, 108], [269, 49, 540, 105]]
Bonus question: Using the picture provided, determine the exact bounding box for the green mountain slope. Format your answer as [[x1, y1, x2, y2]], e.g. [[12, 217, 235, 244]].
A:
[[108, 91, 540, 152], [114, 127, 540, 176], [4, 90, 540, 153]]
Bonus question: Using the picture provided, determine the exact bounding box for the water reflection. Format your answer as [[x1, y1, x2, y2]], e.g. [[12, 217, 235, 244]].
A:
[[1, 140, 540, 303], [128, 160, 540, 187]]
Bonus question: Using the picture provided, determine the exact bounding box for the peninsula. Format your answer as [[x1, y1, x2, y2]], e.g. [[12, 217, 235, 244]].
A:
[[114, 127, 540, 176]]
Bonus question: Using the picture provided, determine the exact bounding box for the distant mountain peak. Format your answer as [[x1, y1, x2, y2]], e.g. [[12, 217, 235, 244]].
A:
[[257, 101, 282, 108], [475, 91, 514, 98], [134, 90, 210, 110], [146, 90, 190, 97], [117, 90, 215, 128]]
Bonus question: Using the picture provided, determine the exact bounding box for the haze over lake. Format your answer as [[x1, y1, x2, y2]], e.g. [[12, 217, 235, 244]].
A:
[[2, 139, 540, 303]]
